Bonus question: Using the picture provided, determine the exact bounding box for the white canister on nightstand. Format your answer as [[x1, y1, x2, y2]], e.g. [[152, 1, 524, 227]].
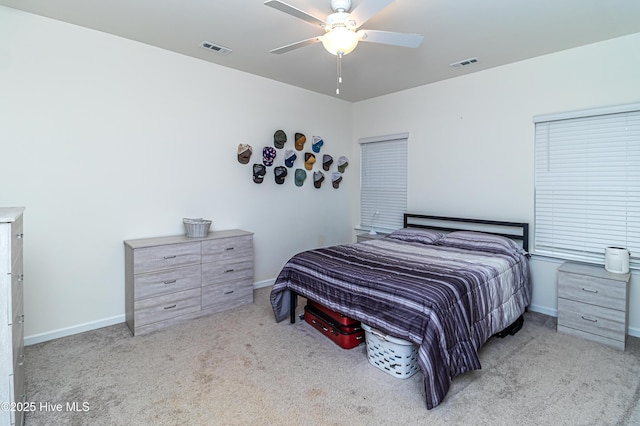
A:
[[605, 247, 630, 274]]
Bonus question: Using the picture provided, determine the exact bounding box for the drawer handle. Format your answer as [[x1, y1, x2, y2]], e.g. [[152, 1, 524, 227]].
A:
[[16, 233, 24, 239], [163, 255, 177, 260], [164, 304, 177, 310], [581, 287, 598, 294], [581, 315, 598, 323], [224, 290, 234, 295], [163, 279, 177, 285], [225, 247, 234, 251], [224, 269, 235, 273]]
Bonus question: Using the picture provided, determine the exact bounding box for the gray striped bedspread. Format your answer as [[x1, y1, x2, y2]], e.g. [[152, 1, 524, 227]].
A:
[[270, 236, 531, 409]]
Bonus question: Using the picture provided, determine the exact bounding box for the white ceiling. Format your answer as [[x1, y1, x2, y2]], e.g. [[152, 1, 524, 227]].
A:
[[2, 0, 640, 102]]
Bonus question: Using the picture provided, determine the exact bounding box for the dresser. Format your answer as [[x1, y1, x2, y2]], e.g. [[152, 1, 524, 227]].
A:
[[1, 207, 25, 426], [557, 262, 630, 350], [125, 229, 254, 336]]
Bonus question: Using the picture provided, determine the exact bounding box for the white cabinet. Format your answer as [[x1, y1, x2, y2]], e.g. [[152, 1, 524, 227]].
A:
[[1, 207, 25, 426], [124, 230, 254, 336], [557, 262, 630, 350]]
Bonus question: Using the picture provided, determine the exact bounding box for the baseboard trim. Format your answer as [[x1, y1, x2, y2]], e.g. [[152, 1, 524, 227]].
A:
[[26, 280, 277, 345], [254, 278, 275, 289], [25, 314, 125, 346], [528, 304, 557, 318]]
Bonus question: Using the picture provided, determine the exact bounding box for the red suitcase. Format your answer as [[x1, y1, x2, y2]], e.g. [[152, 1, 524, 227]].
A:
[[304, 303, 365, 349], [307, 300, 361, 328]]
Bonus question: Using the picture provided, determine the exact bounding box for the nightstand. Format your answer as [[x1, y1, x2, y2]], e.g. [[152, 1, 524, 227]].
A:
[[557, 262, 630, 350], [356, 232, 388, 243]]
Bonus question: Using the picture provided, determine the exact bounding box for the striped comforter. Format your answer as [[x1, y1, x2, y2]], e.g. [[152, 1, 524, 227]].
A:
[[270, 236, 531, 409]]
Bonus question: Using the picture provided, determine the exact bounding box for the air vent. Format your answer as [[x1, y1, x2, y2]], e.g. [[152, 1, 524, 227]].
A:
[[200, 41, 232, 55], [450, 57, 478, 69]]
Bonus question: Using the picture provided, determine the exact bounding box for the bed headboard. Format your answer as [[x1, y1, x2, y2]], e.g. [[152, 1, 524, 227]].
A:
[[403, 213, 530, 252]]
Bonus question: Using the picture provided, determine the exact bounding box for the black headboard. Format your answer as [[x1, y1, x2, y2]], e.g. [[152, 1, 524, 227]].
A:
[[403, 213, 530, 252]]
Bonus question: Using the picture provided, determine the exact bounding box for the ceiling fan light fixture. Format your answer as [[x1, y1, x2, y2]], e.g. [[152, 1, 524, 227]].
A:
[[321, 26, 359, 55]]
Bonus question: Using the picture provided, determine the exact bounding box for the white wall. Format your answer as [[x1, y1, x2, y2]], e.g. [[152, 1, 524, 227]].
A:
[[3, 5, 640, 342], [352, 32, 640, 335], [0, 7, 355, 341]]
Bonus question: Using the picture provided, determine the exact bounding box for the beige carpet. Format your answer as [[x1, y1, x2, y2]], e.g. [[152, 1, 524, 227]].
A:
[[23, 286, 640, 426]]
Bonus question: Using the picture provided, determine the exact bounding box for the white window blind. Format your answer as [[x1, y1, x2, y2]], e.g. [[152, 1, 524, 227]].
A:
[[534, 104, 640, 268], [359, 133, 408, 231]]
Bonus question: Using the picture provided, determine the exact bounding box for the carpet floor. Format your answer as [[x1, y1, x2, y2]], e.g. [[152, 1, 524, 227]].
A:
[[22, 286, 640, 425]]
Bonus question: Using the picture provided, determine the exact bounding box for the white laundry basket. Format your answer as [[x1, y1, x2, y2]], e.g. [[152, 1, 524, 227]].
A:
[[361, 323, 419, 379]]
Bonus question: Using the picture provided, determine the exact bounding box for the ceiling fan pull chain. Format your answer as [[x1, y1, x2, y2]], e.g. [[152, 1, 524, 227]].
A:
[[336, 52, 343, 95]]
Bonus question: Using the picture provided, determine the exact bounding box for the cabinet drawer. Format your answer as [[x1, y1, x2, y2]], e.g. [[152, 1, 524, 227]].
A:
[[11, 254, 23, 324], [133, 242, 201, 274], [12, 317, 24, 363], [202, 258, 253, 285], [134, 288, 201, 327], [202, 279, 253, 311], [558, 271, 626, 311], [10, 214, 23, 271], [202, 236, 253, 263], [557, 298, 626, 341], [134, 264, 201, 300]]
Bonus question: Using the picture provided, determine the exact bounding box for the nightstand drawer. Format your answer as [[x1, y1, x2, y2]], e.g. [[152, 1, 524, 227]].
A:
[[558, 271, 626, 311], [557, 298, 626, 341]]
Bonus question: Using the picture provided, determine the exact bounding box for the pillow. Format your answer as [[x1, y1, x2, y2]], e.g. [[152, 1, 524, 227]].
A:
[[386, 228, 444, 245], [439, 231, 528, 256]]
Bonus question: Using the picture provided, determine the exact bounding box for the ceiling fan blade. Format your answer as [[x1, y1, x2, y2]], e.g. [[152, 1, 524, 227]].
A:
[[264, 0, 325, 27], [348, 0, 395, 28], [269, 36, 322, 54], [357, 30, 424, 48]]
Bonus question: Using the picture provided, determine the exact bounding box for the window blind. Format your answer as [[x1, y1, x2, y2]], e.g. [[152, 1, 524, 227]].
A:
[[534, 104, 640, 268], [359, 133, 408, 231]]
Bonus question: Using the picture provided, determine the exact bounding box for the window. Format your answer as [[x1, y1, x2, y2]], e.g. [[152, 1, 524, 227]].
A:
[[534, 103, 640, 268], [359, 133, 408, 232]]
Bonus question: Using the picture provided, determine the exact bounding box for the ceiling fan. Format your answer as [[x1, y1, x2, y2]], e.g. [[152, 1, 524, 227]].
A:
[[264, 0, 424, 94]]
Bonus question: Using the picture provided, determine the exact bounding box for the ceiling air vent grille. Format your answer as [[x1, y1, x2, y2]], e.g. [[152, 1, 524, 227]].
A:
[[200, 41, 232, 55], [450, 57, 478, 69]]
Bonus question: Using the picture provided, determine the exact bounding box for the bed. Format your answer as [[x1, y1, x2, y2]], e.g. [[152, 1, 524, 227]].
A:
[[270, 214, 531, 409]]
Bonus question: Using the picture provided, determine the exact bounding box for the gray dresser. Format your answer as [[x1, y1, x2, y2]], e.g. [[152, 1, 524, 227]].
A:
[[557, 262, 630, 350], [124, 229, 254, 336], [1, 207, 25, 426]]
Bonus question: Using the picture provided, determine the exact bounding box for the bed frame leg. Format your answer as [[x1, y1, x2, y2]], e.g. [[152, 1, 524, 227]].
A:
[[290, 291, 297, 324]]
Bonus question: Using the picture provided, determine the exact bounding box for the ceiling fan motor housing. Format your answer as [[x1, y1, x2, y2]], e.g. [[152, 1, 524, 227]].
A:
[[331, 0, 352, 13], [325, 12, 356, 32]]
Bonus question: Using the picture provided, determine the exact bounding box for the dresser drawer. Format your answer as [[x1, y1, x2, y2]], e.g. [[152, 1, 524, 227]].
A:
[[134, 288, 201, 327], [202, 279, 253, 311], [134, 264, 201, 300], [11, 254, 23, 323], [10, 213, 23, 271], [202, 236, 253, 263], [202, 258, 253, 285], [133, 242, 201, 274], [557, 298, 626, 341], [558, 271, 626, 311], [12, 317, 24, 364]]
